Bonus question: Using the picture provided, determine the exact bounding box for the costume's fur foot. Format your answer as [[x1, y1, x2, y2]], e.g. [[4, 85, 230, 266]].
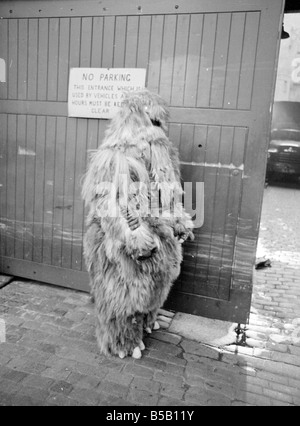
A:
[[153, 321, 160, 330], [118, 350, 126, 359], [145, 327, 152, 334], [132, 347, 142, 359], [139, 340, 145, 351]]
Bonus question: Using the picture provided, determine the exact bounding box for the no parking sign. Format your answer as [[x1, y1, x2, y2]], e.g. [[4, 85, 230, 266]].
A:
[[68, 68, 146, 119]]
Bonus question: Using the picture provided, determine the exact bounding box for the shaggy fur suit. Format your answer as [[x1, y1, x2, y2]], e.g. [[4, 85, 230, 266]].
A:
[[82, 90, 194, 359]]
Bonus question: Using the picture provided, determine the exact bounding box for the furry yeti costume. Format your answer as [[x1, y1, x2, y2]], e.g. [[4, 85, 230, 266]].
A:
[[82, 90, 194, 359]]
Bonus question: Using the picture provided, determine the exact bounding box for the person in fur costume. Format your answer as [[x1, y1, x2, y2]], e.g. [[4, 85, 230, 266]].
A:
[[82, 89, 194, 359]]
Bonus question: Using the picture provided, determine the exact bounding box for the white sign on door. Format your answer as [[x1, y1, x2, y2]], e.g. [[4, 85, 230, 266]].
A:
[[68, 68, 146, 119]]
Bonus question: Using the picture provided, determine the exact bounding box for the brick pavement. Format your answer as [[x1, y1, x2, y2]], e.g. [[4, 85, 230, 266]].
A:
[[0, 185, 299, 406]]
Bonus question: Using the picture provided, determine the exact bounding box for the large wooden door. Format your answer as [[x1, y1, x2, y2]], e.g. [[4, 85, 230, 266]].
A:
[[0, 0, 284, 323]]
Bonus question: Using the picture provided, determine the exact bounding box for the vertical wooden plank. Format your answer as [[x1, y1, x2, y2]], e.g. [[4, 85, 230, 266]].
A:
[[8, 20, 18, 100], [204, 127, 223, 299], [37, 18, 49, 101], [47, 18, 59, 101], [0, 20, 8, 99], [147, 15, 164, 92], [18, 19, 28, 100], [69, 18, 81, 68], [28, 19, 38, 100], [229, 126, 248, 285], [15, 115, 27, 259], [159, 15, 177, 103], [184, 14, 203, 107], [168, 123, 181, 151], [57, 18, 70, 102], [192, 124, 208, 164], [180, 165, 205, 295], [80, 119, 99, 273], [189, 126, 207, 262], [86, 119, 99, 157], [171, 14, 190, 106], [125, 16, 139, 67], [196, 126, 221, 291], [32, 116, 46, 263], [232, 127, 247, 168], [209, 13, 231, 108], [208, 126, 234, 297], [98, 120, 108, 148], [80, 17, 93, 67], [52, 117, 67, 267], [102, 16, 115, 68], [6, 115, 17, 257], [24, 116, 36, 261], [183, 126, 207, 295], [237, 12, 260, 110], [196, 14, 217, 108], [219, 126, 245, 288], [91, 16, 104, 67], [223, 13, 246, 109], [0, 115, 8, 256], [62, 119, 77, 269], [180, 124, 194, 163], [113, 16, 126, 68], [72, 119, 88, 271], [42, 116, 56, 265], [136, 15, 151, 69]]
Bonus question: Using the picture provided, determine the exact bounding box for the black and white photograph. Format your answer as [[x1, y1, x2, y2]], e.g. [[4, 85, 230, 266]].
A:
[[0, 0, 299, 409]]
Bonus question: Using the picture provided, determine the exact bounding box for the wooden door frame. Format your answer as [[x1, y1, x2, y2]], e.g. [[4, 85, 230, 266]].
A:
[[0, 0, 285, 323]]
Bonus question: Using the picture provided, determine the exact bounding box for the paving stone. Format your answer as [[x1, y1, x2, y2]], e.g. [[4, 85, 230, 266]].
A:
[[67, 373, 101, 390], [21, 375, 54, 390], [159, 382, 186, 400], [184, 387, 207, 405], [181, 340, 221, 360], [152, 330, 182, 345], [99, 380, 129, 399], [153, 371, 184, 387], [0, 366, 29, 383], [100, 396, 136, 406], [0, 378, 21, 394], [0, 391, 16, 406], [68, 388, 103, 406], [127, 388, 159, 406], [131, 377, 161, 394], [144, 349, 186, 367], [123, 363, 154, 379], [144, 336, 183, 356], [41, 367, 72, 381], [15, 385, 51, 403], [49, 381, 74, 395], [0, 354, 12, 365], [157, 396, 193, 406], [105, 371, 133, 387], [46, 393, 87, 406], [136, 355, 167, 371], [0, 275, 13, 289]]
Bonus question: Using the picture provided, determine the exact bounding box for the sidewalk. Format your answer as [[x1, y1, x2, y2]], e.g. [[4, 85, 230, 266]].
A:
[[0, 185, 299, 406]]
